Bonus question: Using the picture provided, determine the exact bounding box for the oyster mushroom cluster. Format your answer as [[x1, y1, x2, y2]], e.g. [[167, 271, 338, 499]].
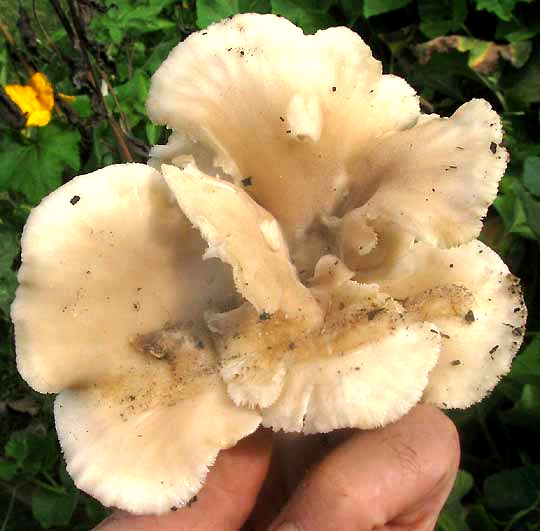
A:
[[12, 14, 526, 515]]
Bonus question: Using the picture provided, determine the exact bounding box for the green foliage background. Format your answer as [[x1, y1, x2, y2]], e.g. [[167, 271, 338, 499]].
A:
[[1, 0, 539, 528]]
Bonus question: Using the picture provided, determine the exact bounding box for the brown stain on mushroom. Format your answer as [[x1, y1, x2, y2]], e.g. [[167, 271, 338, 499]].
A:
[[403, 284, 476, 322], [92, 323, 220, 421], [216, 291, 411, 385]]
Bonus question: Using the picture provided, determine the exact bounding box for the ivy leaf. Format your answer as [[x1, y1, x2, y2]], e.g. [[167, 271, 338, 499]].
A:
[[523, 156, 540, 196], [272, 0, 335, 33], [473, 0, 532, 21], [493, 178, 537, 239], [436, 470, 474, 531], [0, 459, 18, 481], [503, 46, 540, 104], [484, 465, 540, 513], [363, 0, 412, 18], [32, 487, 79, 529], [197, 0, 242, 28], [0, 224, 19, 316], [418, 0, 467, 38], [197, 0, 270, 28], [514, 180, 540, 238], [109, 70, 150, 128], [509, 337, 540, 386], [501, 384, 540, 428], [466, 505, 499, 530], [4, 431, 59, 478], [0, 125, 80, 204], [91, 0, 176, 44]]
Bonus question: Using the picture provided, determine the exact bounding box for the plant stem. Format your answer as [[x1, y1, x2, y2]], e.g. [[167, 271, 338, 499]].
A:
[[0, 486, 17, 531], [503, 494, 540, 531]]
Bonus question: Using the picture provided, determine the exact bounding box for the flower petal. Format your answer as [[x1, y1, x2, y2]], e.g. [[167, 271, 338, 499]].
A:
[[12, 164, 233, 393], [162, 162, 321, 323], [55, 378, 260, 514], [148, 14, 419, 240], [350, 99, 507, 247], [370, 240, 526, 408]]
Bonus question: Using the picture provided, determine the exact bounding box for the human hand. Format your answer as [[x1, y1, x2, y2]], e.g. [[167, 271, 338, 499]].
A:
[[95, 404, 459, 531]]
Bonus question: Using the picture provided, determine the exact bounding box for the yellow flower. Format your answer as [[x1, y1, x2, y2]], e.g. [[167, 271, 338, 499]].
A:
[[5, 73, 55, 127]]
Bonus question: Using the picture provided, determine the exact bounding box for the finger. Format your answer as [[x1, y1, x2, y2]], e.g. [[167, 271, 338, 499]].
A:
[[246, 430, 354, 530], [269, 404, 460, 531], [95, 428, 273, 531]]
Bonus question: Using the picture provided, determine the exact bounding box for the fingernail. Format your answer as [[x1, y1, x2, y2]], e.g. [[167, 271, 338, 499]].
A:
[[274, 523, 299, 531]]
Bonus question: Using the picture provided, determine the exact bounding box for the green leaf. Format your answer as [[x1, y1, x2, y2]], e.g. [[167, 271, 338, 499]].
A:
[[495, 19, 540, 41], [363, 0, 411, 18], [196, 0, 241, 28], [0, 224, 19, 316], [418, 0, 467, 38], [501, 384, 540, 428], [91, 0, 176, 44], [272, 0, 336, 33], [196, 0, 270, 28], [466, 505, 498, 531], [32, 487, 79, 529], [0, 459, 18, 480], [503, 45, 540, 104], [484, 465, 540, 512], [493, 178, 537, 238], [509, 40, 532, 68], [523, 156, 540, 196], [436, 510, 470, 531], [0, 125, 80, 204], [473, 0, 532, 21], [448, 470, 474, 503], [514, 180, 540, 238], [240, 0, 272, 14], [509, 337, 540, 385], [339, 0, 363, 23], [145, 123, 163, 145], [104, 70, 151, 129], [436, 470, 473, 531], [4, 431, 58, 478], [69, 94, 93, 119], [83, 496, 109, 524]]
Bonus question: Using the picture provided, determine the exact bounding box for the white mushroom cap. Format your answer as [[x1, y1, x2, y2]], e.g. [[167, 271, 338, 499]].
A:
[[147, 14, 419, 242], [214, 275, 441, 431], [347, 99, 507, 248], [55, 381, 260, 514], [368, 240, 526, 408], [12, 164, 260, 513], [13, 163, 232, 392]]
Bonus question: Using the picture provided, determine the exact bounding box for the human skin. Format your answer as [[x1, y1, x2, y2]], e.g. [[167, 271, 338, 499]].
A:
[[94, 404, 460, 531]]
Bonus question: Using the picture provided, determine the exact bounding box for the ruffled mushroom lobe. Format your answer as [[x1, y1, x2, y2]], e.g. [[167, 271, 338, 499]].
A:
[[148, 14, 419, 249], [212, 262, 441, 432], [161, 162, 321, 324], [344, 100, 507, 250], [365, 240, 526, 408], [12, 164, 260, 514]]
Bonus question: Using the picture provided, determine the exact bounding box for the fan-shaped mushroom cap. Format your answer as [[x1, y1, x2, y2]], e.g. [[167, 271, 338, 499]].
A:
[[12, 164, 260, 513], [55, 379, 259, 514], [213, 274, 441, 431], [364, 240, 526, 408], [346, 100, 507, 248], [13, 164, 233, 392], [147, 13, 419, 242]]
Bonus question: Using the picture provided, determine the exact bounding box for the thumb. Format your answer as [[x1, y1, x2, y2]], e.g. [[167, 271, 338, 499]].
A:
[[94, 428, 273, 531], [269, 404, 460, 531]]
